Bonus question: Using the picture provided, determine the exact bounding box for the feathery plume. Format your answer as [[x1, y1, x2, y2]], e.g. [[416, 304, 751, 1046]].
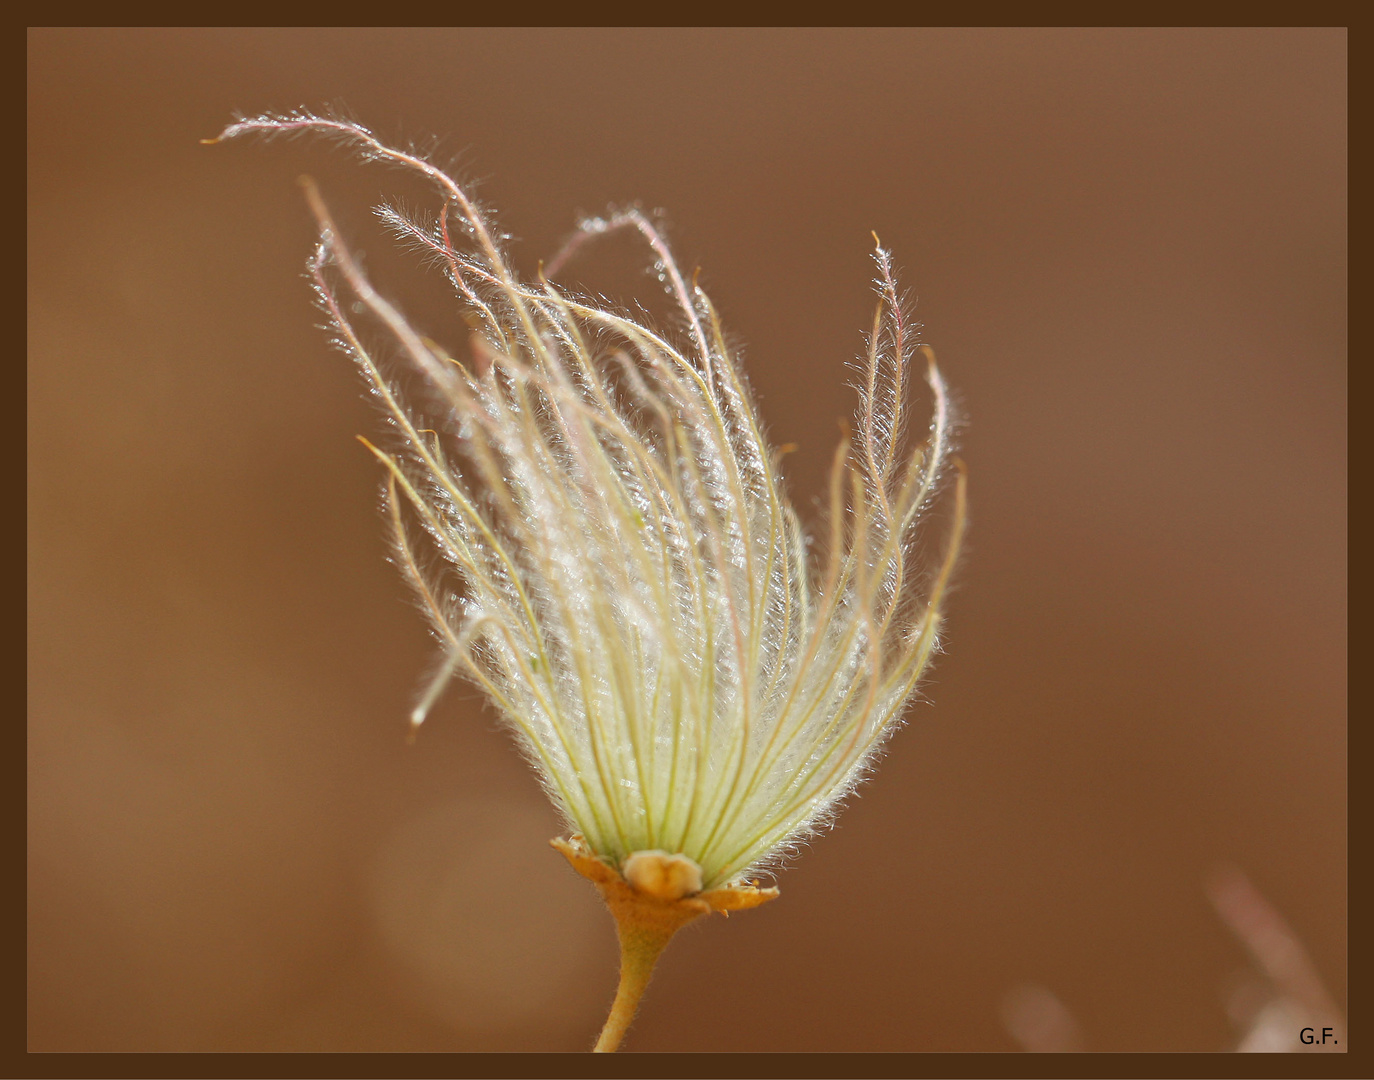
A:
[[211, 110, 967, 1050]]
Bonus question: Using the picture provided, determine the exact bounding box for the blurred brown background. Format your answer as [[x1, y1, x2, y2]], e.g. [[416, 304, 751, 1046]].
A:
[[27, 29, 1345, 1052]]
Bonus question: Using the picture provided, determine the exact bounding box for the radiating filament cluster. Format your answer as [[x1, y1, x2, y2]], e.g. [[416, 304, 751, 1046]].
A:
[[218, 112, 966, 889]]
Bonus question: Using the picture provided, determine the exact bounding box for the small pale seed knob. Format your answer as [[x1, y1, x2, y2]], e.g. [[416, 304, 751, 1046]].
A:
[[621, 850, 703, 901]]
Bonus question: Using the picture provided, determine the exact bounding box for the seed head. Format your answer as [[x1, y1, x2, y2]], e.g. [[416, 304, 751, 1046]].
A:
[[214, 111, 966, 893]]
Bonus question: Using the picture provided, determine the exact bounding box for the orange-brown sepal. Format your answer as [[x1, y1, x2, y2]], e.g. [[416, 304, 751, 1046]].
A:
[[550, 834, 779, 922]]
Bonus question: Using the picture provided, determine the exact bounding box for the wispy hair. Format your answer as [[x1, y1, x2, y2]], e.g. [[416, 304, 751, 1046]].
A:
[[215, 111, 966, 889]]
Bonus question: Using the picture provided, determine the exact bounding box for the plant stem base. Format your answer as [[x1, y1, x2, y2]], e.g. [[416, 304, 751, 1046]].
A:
[[551, 836, 779, 1052]]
